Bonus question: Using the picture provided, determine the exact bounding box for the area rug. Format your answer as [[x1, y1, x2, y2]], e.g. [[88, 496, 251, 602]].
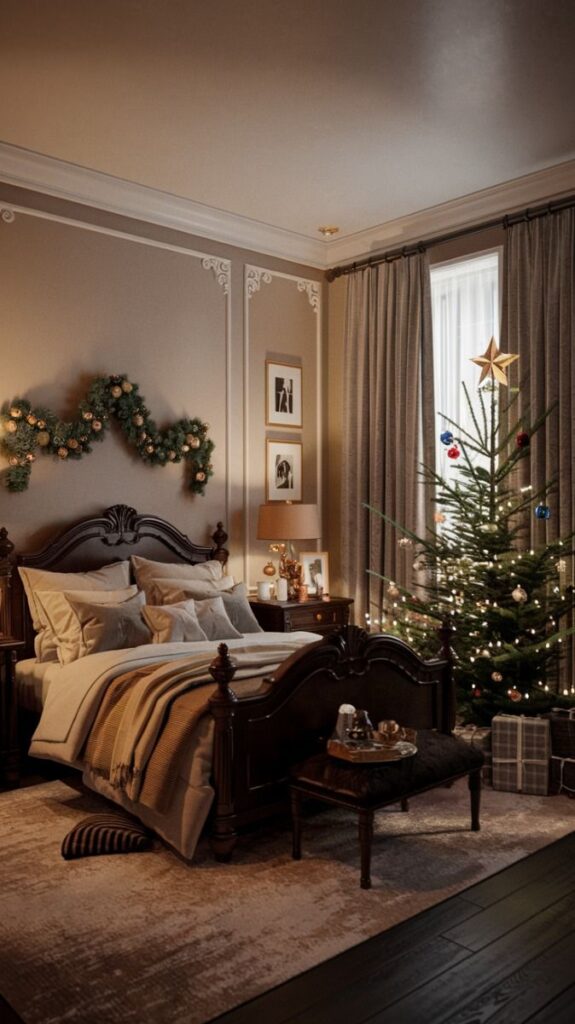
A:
[[1, 780, 574, 1024]]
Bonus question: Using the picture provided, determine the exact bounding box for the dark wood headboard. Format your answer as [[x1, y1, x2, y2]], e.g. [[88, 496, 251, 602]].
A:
[[3, 504, 228, 657]]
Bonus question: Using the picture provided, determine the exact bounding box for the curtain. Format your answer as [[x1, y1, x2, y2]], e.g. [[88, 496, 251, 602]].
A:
[[502, 208, 575, 687], [341, 253, 435, 628]]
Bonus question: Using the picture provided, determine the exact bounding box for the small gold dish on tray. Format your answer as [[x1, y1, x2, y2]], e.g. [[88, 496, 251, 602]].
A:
[[327, 733, 418, 763]]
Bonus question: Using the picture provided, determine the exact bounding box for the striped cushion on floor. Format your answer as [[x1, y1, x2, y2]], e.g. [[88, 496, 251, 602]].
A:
[[61, 812, 154, 859]]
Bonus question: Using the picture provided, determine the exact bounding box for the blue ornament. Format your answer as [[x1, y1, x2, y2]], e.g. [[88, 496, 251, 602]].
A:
[[440, 430, 454, 446], [534, 503, 551, 520]]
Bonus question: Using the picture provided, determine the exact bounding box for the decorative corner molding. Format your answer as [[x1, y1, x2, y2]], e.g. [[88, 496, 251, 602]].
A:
[[201, 257, 231, 295], [1, 207, 15, 223], [245, 267, 272, 299], [297, 279, 320, 313]]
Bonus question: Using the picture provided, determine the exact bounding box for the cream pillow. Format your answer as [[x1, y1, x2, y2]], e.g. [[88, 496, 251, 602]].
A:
[[142, 600, 208, 644], [65, 592, 150, 660], [131, 555, 224, 598], [147, 575, 235, 606], [18, 561, 131, 662], [155, 580, 263, 635], [195, 597, 242, 641], [35, 585, 139, 665]]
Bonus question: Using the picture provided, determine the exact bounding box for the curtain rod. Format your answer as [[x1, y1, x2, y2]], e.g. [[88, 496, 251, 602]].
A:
[[325, 192, 575, 282]]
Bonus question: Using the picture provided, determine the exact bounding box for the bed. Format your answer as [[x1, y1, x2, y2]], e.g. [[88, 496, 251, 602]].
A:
[[4, 504, 455, 861]]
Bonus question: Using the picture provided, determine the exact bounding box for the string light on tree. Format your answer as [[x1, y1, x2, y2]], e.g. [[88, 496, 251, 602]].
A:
[[366, 343, 575, 723]]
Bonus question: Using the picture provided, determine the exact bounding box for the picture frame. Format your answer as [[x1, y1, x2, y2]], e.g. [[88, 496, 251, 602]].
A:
[[266, 440, 302, 502], [300, 551, 330, 596], [266, 361, 302, 428]]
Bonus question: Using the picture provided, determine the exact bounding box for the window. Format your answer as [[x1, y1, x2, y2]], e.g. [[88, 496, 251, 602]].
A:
[[430, 250, 501, 472]]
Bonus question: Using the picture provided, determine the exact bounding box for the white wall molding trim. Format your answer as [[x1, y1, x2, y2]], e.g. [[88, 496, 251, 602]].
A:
[[245, 267, 273, 299], [1, 142, 573, 270], [0, 142, 327, 268], [243, 265, 323, 587], [327, 159, 575, 266], [201, 256, 231, 295]]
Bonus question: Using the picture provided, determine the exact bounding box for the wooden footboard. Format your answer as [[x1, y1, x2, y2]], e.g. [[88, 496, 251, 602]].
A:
[[208, 624, 453, 859]]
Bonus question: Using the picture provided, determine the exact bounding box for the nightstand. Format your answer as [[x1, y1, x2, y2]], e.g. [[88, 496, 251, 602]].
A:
[[0, 637, 25, 788], [249, 596, 354, 636]]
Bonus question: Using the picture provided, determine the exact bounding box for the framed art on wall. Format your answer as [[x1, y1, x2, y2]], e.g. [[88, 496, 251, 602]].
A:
[[301, 551, 330, 595], [266, 440, 302, 502], [266, 361, 302, 428]]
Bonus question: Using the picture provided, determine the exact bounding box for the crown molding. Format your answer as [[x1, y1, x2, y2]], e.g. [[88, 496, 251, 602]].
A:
[[327, 159, 575, 266], [0, 142, 327, 268], [0, 141, 573, 270]]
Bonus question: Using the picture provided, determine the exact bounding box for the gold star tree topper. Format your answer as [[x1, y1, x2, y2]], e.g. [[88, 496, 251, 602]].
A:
[[471, 337, 519, 386]]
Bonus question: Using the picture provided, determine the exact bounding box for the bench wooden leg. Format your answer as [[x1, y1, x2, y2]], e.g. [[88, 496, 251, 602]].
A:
[[469, 768, 481, 831], [291, 788, 302, 860], [358, 808, 374, 889], [400, 797, 409, 812]]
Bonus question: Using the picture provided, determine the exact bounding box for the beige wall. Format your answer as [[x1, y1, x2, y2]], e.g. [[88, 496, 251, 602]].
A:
[[0, 185, 323, 587]]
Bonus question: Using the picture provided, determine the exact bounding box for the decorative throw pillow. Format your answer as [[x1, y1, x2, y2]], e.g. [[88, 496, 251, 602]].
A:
[[156, 580, 263, 635], [194, 596, 242, 641], [61, 812, 153, 859], [18, 561, 131, 663], [147, 575, 235, 606], [66, 592, 150, 659], [131, 554, 224, 599], [35, 585, 139, 665], [142, 600, 208, 644]]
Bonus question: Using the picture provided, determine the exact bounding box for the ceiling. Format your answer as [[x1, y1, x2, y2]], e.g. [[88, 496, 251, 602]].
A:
[[1, 0, 574, 264]]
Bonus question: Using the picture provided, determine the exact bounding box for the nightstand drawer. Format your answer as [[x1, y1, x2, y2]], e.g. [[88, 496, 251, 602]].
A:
[[249, 596, 353, 635], [287, 604, 347, 631]]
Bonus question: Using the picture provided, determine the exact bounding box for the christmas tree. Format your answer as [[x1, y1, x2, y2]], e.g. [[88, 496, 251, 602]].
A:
[[368, 339, 575, 724]]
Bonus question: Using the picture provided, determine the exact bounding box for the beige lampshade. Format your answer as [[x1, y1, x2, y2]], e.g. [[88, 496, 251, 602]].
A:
[[257, 503, 320, 541]]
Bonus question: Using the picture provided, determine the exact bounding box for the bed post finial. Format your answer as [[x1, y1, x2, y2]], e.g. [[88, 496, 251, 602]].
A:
[[209, 643, 238, 700], [211, 522, 229, 567]]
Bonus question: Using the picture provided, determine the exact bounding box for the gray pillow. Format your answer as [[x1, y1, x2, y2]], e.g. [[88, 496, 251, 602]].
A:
[[67, 592, 151, 659], [195, 596, 242, 641], [160, 581, 263, 635], [142, 600, 208, 644]]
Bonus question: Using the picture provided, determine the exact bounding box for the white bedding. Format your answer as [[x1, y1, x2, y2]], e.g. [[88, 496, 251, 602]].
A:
[[29, 631, 319, 858], [15, 658, 63, 712]]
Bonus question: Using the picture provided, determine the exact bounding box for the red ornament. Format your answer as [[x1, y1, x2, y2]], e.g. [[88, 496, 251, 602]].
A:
[[472, 686, 482, 698], [447, 445, 461, 460], [508, 687, 522, 703], [516, 431, 530, 449]]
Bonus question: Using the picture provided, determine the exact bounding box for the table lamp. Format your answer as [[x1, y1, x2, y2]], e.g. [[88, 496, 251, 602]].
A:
[[257, 503, 320, 600]]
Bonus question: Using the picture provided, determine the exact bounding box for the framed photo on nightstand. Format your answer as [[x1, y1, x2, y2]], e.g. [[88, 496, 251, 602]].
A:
[[301, 551, 330, 595], [266, 361, 302, 428]]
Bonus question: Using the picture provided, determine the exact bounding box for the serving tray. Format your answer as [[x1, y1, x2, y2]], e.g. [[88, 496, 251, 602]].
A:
[[327, 735, 418, 763]]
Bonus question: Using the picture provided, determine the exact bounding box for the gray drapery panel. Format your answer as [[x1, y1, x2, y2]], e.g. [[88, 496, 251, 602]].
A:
[[501, 208, 575, 686], [341, 253, 435, 628]]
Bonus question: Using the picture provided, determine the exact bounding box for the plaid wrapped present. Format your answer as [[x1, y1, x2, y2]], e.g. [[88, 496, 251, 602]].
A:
[[491, 715, 550, 795], [547, 708, 575, 798], [453, 724, 492, 785]]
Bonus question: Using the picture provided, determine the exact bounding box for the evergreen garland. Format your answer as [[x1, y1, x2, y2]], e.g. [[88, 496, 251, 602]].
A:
[[1, 374, 214, 495]]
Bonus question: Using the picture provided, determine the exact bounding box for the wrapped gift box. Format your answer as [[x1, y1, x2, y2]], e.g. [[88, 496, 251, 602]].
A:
[[547, 708, 575, 798], [491, 715, 550, 795], [453, 724, 492, 785]]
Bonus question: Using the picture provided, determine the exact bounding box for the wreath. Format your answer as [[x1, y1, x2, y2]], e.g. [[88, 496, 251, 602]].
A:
[[1, 374, 214, 494]]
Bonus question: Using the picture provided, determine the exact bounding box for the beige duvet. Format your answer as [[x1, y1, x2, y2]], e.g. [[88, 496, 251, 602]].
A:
[[29, 633, 318, 858]]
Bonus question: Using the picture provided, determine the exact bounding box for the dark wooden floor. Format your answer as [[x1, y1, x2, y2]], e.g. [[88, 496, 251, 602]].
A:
[[210, 829, 575, 1024]]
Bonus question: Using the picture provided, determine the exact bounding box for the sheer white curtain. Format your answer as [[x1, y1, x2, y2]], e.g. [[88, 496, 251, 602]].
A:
[[430, 251, 500, 470]]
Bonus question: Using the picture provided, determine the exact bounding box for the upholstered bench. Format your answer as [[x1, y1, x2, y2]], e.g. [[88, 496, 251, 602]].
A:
[[290, 730, 485, 889]]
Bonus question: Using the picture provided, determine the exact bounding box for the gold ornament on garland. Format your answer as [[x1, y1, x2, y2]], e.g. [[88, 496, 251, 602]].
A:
[[1, 373, 215, 495]]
